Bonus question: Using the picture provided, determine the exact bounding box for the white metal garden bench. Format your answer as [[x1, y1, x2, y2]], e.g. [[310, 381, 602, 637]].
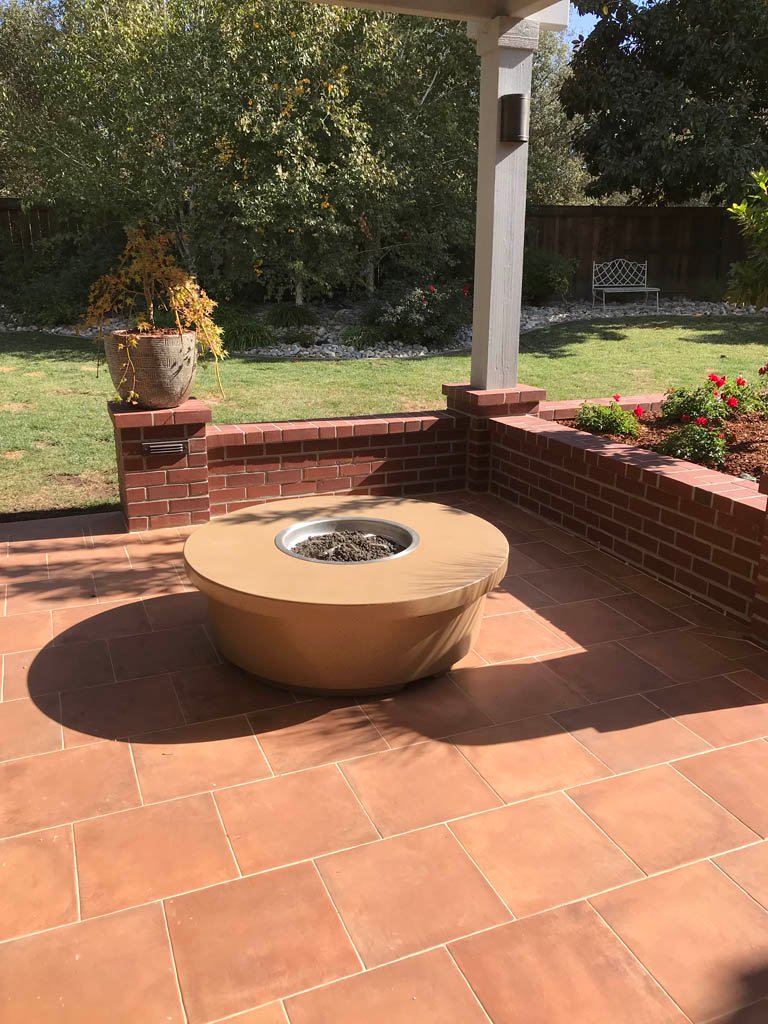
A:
[[593, 259, 660, 309]]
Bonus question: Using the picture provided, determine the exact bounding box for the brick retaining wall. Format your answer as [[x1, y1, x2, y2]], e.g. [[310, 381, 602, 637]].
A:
[[489, 414, 768, 635], [206, 413, 468, 518]]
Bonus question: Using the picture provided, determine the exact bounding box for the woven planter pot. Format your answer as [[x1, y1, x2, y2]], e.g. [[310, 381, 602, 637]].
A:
[[105, 330, 197, 410]]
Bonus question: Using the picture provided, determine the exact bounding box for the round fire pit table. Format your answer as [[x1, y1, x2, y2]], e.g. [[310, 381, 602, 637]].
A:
[[184, 495, 509, 696]]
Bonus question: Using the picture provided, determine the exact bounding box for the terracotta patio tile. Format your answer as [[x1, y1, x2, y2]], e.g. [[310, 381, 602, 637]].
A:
[[75, 793, 237, 917], [717, 842, 768, 911], [675, 742, 768, 836], [623, 630, 736, 682], [602, 593, 688, 633], [360, 675, 490, 747], [317, 826, 509, 966], [521, 567, 623, 604], [709, 1001, 768, 1024], [0, 610, 52, 654], [694, 631, 765, 660], [728, 668, 768, 701], [534, 599, 647, 646], [503, 545, 550, 574], [554, 695, 711, 772], [215, 765, 378, 873], [0, 694, 61, 761], [142, 591, 209, 629], [3, 639, 114, 700], [0, 742, 139, 837], [449, 901, 687, 1024], [0, 827, 77, 941], [453, 716, 612, 803], [622, 573, 691, 608], [5, 574, 97, 614], [528, 525, 590, 554], [166, 864, 359, 1023], [450, 660, 586, 724], [570, 764, 757, 873], [513, 540, 581, 569], [109, 624, 218, 681], [484, 575, 553, 615], [474, 611, 574, 663], [173, 662, 292, 723], [451, 793, 641, 917], [577, 549, 638, 579], [60, 673, 185, 746], [738, 654, 768, 682], [249, 700, 388, 773], [341, 742, 500, 836], [648, 676, 768, 746], [540, 641, 673, 701], [51, 599, 150, 645], [593, 861, 768, 1022], [286, 947, 489, 1024], [676, 601, 747, 634], [92, 564, 187, 602], [0, 903, 184, 1023], [131, 716, 271, 802], [211, 1007, 287, 1024]]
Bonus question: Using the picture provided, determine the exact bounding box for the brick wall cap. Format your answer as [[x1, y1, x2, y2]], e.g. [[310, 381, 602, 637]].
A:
[[109, 398, 212, 428]]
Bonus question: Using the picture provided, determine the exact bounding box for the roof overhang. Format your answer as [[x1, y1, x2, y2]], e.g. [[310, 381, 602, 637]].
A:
[[305, 0, 569, 31]]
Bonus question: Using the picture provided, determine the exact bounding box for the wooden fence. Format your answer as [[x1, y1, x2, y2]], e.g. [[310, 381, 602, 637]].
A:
[[526, 205, 746, 300], [1, 198, 747, 300]]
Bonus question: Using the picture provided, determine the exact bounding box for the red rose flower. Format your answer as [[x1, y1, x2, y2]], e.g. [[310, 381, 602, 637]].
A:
[[696, 417, 708, 426], [713, 391, 719, 398], [760, 365, 767, 376], [737, 377, 747, 387], [612, 394, 621, 402], [462, 284, 471, 298], [427, 284, 436, 294], [708, 373, 719, 383], [726, 396, 739, 408], [634, 406, 645, 419]]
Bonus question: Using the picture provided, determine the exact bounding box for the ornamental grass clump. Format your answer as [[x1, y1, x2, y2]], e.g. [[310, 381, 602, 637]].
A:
[[576, 397, 642, 438]]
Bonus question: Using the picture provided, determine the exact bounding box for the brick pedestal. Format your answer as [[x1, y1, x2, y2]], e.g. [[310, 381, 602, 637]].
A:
[[443, 383, 546, 491], [109, 400, 212, 532]]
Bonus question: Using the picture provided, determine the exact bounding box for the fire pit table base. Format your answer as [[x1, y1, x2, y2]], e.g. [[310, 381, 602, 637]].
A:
[[184, 496, 509, 697]]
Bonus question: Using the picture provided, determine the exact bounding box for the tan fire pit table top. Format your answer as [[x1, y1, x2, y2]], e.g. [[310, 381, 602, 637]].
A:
[[184, 495, 509, 616]]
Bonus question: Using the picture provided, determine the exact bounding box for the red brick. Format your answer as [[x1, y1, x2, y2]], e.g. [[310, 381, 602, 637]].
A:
[[147, 484, 188, 500]]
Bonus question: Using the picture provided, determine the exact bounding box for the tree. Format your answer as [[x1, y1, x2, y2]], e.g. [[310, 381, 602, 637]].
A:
[[564, 0, 768, 204], [528, 30, 591, 206]]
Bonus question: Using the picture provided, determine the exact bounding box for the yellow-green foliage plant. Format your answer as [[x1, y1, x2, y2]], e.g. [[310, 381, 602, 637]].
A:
[[86, 227, 226, 402]]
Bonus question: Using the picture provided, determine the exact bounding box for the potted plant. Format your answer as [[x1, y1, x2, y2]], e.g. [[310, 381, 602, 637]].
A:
[[86, 227, 226, 409]]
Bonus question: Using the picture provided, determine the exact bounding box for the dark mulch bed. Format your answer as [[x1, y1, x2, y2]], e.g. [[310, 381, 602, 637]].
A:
[[557, 412, 768, 480], [293, 530, 405, 562]]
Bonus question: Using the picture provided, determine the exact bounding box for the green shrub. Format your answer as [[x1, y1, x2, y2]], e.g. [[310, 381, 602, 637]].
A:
[[264, 303, 319, 328], [522, 248, 577, 305], [340, 325, 386, 350], [368, 282, 471, 348], [0, 228, 123, 326], [576, 401, 640, 438], [657, 424, 727, 466], [217, 307, 275, 352], [727, 168, 768, 307]]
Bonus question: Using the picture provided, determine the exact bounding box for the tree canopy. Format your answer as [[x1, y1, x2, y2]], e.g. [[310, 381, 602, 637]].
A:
[[565, 0, 768, 204], [0, 0, 588, 302]]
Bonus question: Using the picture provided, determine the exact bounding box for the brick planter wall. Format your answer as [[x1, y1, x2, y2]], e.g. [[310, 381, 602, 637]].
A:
[[489, 414, 768, 636]]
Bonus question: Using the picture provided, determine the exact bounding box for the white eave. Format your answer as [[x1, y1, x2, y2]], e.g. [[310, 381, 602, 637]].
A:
[[306, 0, 569, 31]]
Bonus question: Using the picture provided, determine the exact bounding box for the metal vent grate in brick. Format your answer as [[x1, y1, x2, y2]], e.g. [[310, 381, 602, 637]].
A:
[[141, 439, 189, 457]]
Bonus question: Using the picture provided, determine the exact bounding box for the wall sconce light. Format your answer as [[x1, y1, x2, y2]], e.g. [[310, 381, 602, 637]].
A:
[[500, 94, 531, 144]]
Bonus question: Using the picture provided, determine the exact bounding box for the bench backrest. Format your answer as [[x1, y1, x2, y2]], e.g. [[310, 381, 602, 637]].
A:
[[593, 259, 648, 289]]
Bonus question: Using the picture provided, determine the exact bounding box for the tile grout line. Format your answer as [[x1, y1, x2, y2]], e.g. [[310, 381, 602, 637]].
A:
[[708, 855, 768, 918], [334, 763, 384, 841], [126, 742, 146, 806], [209, 791, 244, 878], [245, 714, 277, 778], [309, 859, 367, 973], [443, 944, 497, 1024], [560, 789, 649, 878], [443, 821, 517, 920], [666, 758, 765, 838], [587, 901, 696, 1024], [159, 899, 190, 1024], [353, 702, 394, 750], [70, 822, 82, 923]]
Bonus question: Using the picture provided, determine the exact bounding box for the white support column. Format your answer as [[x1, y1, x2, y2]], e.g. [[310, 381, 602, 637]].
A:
[[469, 18, 539, 390]]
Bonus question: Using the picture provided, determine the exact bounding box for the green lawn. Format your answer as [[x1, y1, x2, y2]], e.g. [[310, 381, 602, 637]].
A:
[[2, 315, 767, 516]]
